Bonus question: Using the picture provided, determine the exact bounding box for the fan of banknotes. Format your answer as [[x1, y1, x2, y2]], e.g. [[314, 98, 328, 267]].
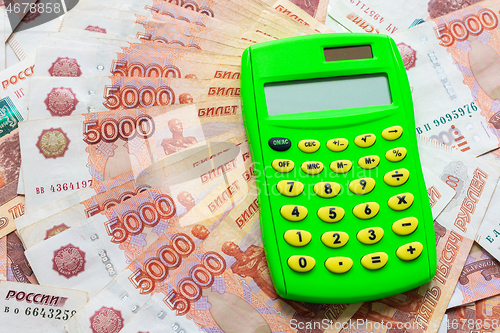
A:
[[1, 0, 500, 331]]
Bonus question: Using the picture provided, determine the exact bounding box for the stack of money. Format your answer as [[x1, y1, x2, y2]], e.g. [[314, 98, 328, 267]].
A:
[[0, 0, 499, 331]]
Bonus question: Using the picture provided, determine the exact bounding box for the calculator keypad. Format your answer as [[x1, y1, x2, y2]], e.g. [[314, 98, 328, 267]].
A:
[[325, 257, 353, 274], [313, 182, 341, 198], [396, 242, 423, 261], [280, 205, 308, 222], [354, 134, 376, 148], [284, 230, 312, 247], [317, 207, 345, 223], [301, 161, 324, 175], [348, 177, 376, 195], [327, 138, 349, 152], [273, 125, 422, 276], [330, 160, 352, 173], [352, 202, 380, 219], [392, 217, 418, 236], [357, 227, 384, 245], [272, 159, 295, 173], [288, 255, 315, 272], [298, 140, 320, 153], [277, 180, 304, 197], [388, 193, 414, 211], [361, 252, 388, 270]]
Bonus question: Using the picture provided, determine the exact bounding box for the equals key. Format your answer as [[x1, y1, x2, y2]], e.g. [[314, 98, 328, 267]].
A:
[[361, 252, 388, 270]]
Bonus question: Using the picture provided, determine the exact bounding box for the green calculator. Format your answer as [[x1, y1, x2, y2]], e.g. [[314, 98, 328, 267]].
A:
[[240, 33, 436, 304]]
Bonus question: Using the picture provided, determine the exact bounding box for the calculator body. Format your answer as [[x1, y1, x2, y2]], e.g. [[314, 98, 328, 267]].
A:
[[240, 33, 436, 304]]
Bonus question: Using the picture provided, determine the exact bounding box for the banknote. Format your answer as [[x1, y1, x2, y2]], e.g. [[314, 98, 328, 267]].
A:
[[28, 76, 240, 119], [19, 133, 247, 249], [38, 33, 241, 66], [0, 235, 6, 280], [389, 6, 500, 156], [86, 0, 273, 43], [422, 166, 456, 219], [68, 0, 260, 47], [0, 195, 25, 241], [25, 155, 255, 298], [0, 280, 88, 332], [60, 2, 253, 50], [142, 0, 298, 39], [0, 55, 34, 118], [328, 0, 483, 35], [341, 137, 499, 333], [33, 45, 241, 79], [475, 181, 500, 263], [288, 0, 329, 23], [7, 5, 64, 60], [448, 242, 500, 308], [20, 100, 243, 210], [5, 232, 38, 284]]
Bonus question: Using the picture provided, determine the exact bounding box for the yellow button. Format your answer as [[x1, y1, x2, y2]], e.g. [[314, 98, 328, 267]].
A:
[[298, 140, 320, 153], [396, 242, 423, 261], [382, 126, 403, 141], [277, 180, 304, 197], [272, 159, 295, 173], [321, 231, 349, 248], [361, 252, 388, 270], [301, 161, 324, 175], [385, 147, 407, 162], [314, 182, 341, 198], [358, 155, 380, 169], [392, 217, 418, 236], [325, 257, 353, 274], [284, 230, 312, 247], [348, 178, 375, 195], [354, 134, 376, 148], [280, 205, 308, 222], [388, 193, 414, 211], [384, 168, 410, 187], [327, 138, 349, 152], [352, 202, 380, 219], [288, 255, 315, 273], [357, 227, 384, 245], [330, 160, 352, 174], [317, 206, 345, 223]]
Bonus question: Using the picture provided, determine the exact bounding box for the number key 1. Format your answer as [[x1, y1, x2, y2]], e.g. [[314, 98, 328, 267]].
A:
[[284, 230, 312, 247]]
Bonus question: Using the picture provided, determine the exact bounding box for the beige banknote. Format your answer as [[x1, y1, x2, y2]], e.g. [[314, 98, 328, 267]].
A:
[[328, 0, 483, 35], [288, 0, 329, 23], [422, 166, 456, 219], [24, 156, 254, 298], [0, 196, 25, 240], [342, 137, 499, 333], [390, 11, 500, 156], [0, 280, 88, 332], [19, 133, 247, 249], [448, 242, 500, 308], [78, 0, 272, 44], [33, 45, 241, 78], [61, 2, 253, 50], [475, 180, 500, 263], [4, 231, 38, 284], [20, 100, 242, 211], [27, 76, 240, 119]]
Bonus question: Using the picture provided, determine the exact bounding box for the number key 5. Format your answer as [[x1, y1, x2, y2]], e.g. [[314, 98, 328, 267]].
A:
[[317, 206, 345, 223]]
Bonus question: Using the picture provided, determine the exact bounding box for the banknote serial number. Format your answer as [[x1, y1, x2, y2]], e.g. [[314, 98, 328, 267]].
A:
[[416, 102, 477, 134], [4, 307, 76, 320], [35, 180, 93, 195], [447, 318, 499, 330]]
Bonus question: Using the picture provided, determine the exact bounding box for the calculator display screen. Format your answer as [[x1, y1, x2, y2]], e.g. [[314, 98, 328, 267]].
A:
[[264, 74, 392, 116]]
